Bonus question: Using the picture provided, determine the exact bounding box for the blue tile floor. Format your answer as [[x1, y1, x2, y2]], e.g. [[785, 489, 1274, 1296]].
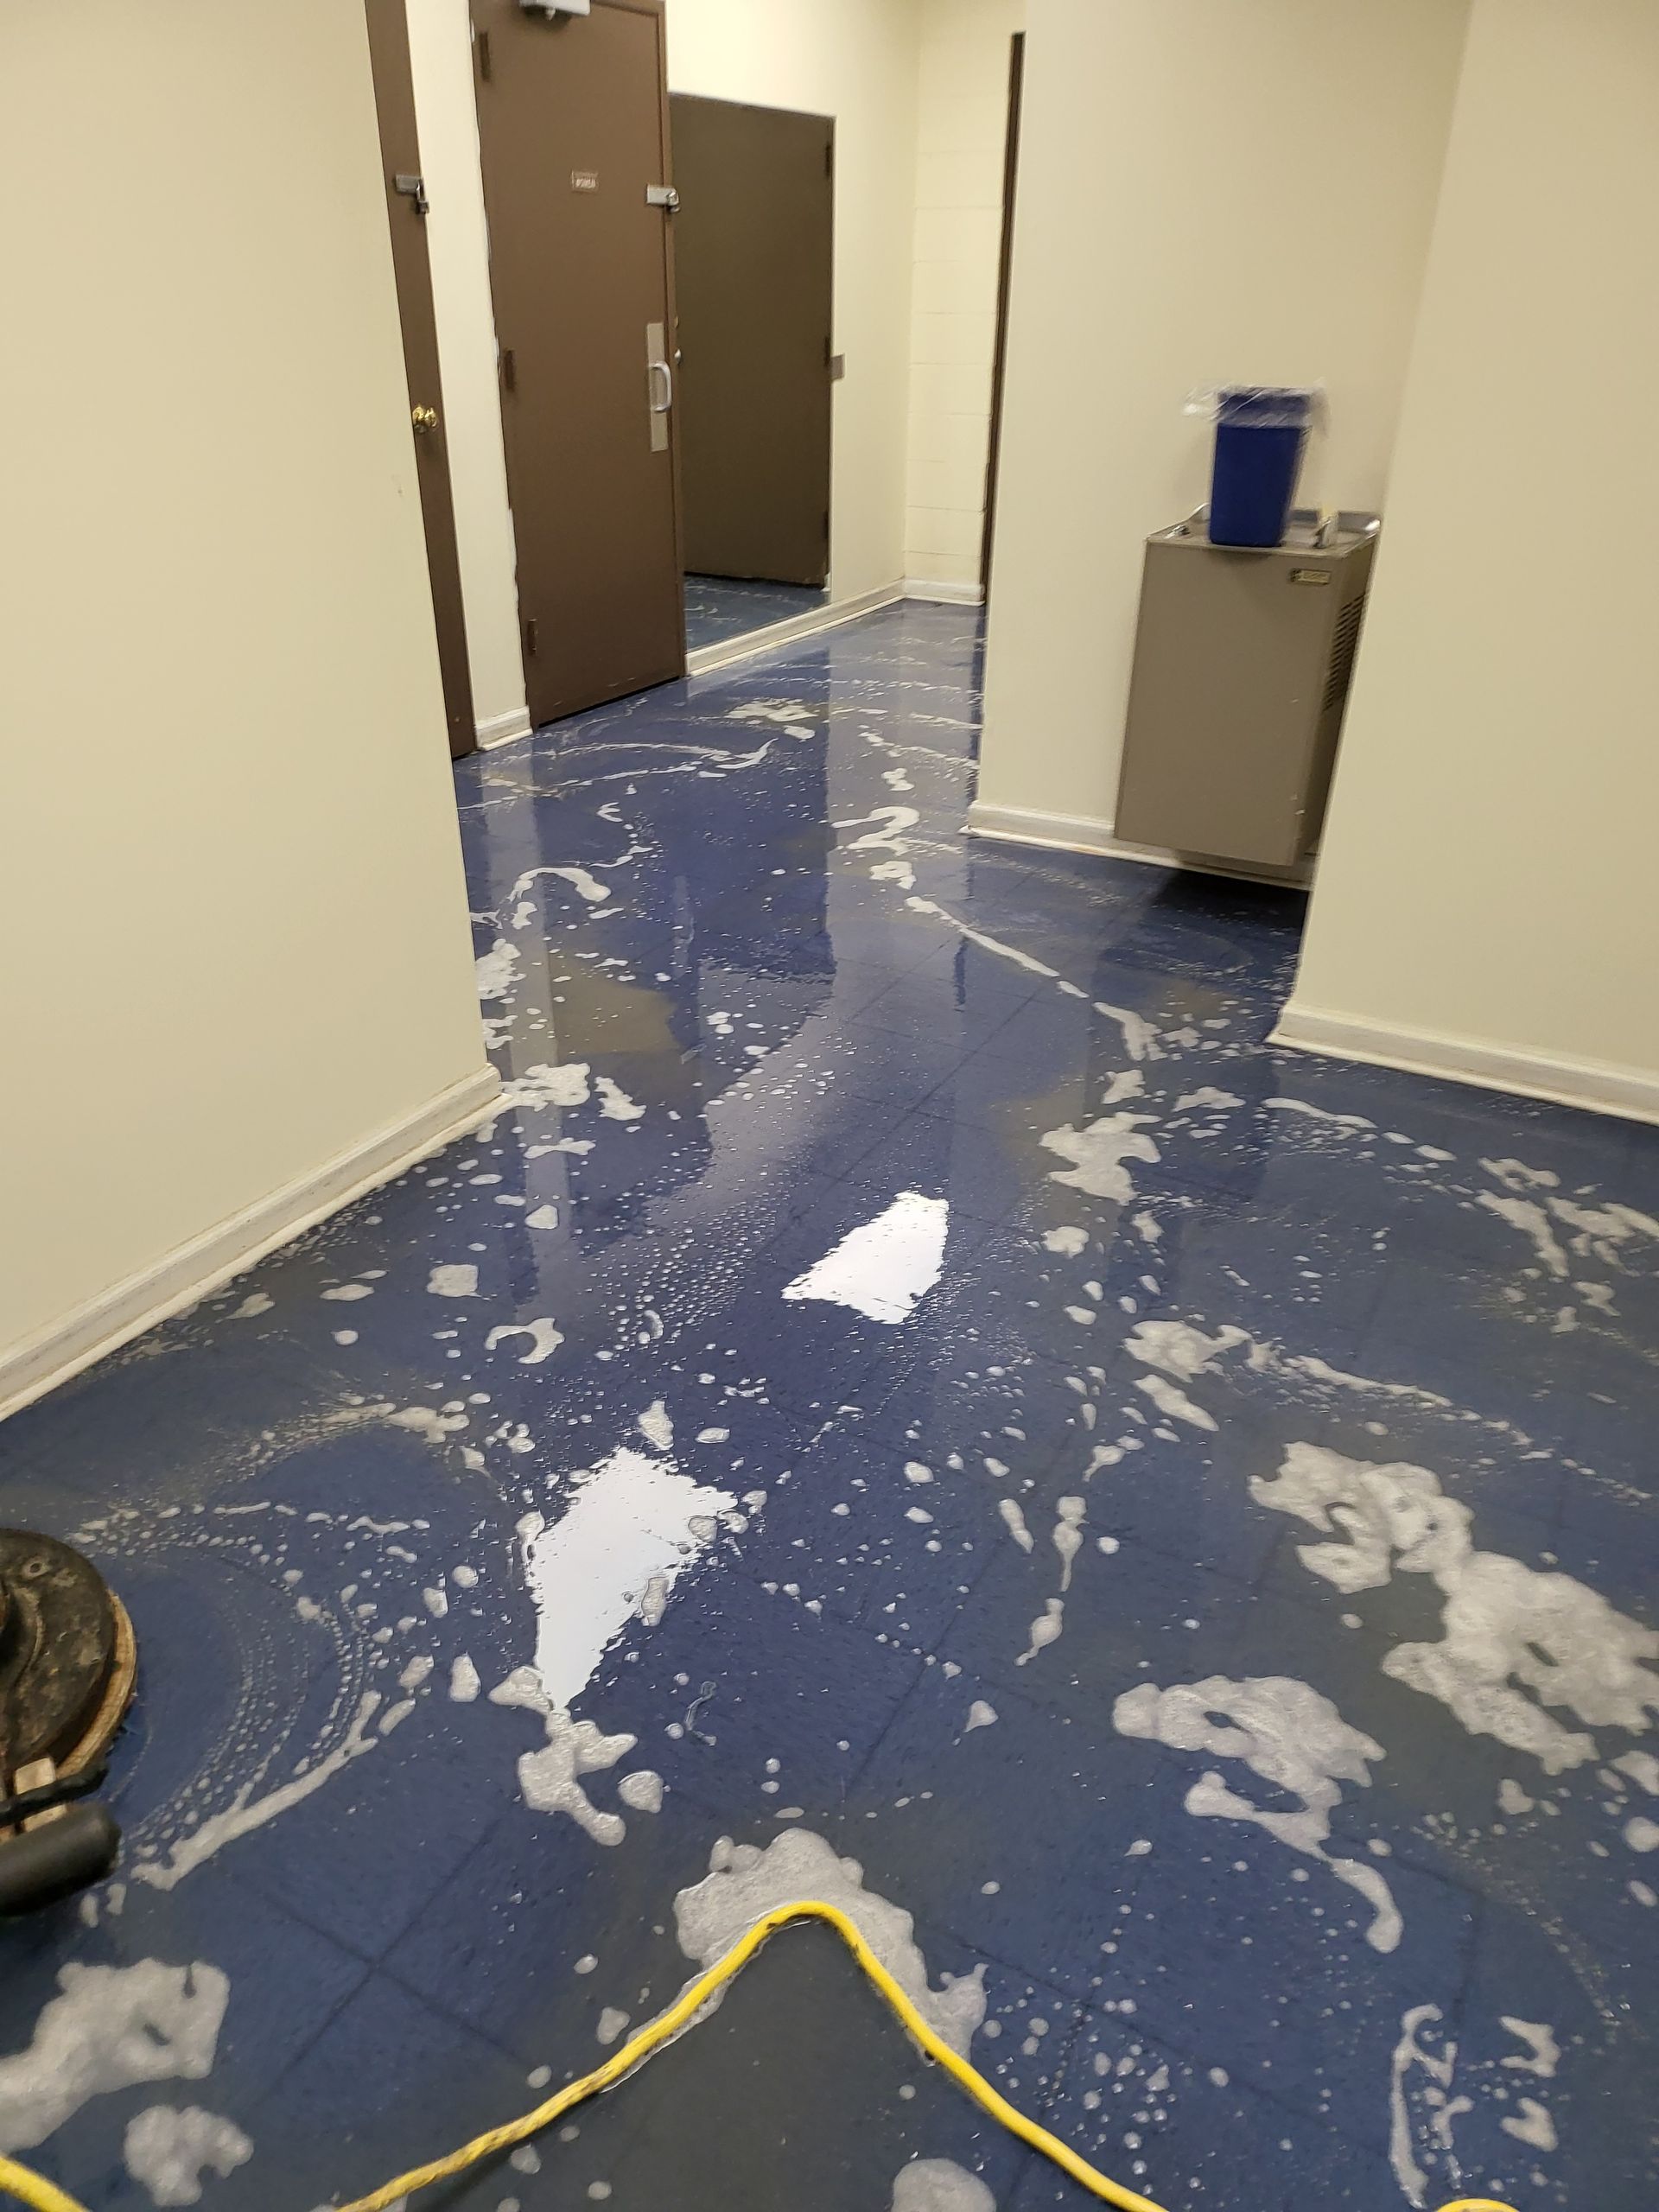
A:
[[684, 573, 829, 652], [3, 604, 1657, 2212]]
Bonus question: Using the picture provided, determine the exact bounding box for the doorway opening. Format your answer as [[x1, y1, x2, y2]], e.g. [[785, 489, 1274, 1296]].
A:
[[670, 93, 836, 662]]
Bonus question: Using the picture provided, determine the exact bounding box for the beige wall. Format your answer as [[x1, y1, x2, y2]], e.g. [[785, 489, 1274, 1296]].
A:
[[407, 0, 530, 744], [904, 0, 1024, 596], [975, 0, 1469, 848], [665, 0, 924, 604], [1282, 0, 1659, 1117], [0, 0, 493, 1402]]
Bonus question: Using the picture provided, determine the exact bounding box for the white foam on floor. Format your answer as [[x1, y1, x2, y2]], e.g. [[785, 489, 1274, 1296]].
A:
[[1478, 1192, 1571, 1278], [1039, 1114, 1160, 1204], [1135, 1373, 1217, 1431], [891, 2161, 995, 2212], [637, 1400, 674, 1452], [1126, 1319, 1250, 1380], [1501, 2018, 1560, 2078], [1052, 1497, 1086, 1589], [1017, 1598, 1065, 1665], [475, 939, 523, 1000], [996, 1497, 1033, 1553], [0, 1963, 230, 2154], [1264, 1096, 1376, 1132], [900, 899, 1159, 1060], [508, 862, 610, 908], [1502, 2099, 1558, 2152], [134, 1695, 385, 1891], [594, 1076, 645, 1123], [485, 1319, 563, 1364], [500, 1063, 592, 1112], [1254, 1442, 1659, 1771], [675, 1830, 986, 2056], [1114, 1674, 1402, 1955], [124, 2105, 252, 2206], [1389, 2005, 1457, 2208], [490, 1672, 638, 1847]]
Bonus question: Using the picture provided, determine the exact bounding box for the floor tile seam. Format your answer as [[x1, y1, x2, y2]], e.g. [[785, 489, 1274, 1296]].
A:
[[713, 1543, 995, 1692]]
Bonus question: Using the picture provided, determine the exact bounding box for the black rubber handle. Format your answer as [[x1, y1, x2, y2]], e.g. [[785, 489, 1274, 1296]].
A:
[[0, 1805, 121, 1916]]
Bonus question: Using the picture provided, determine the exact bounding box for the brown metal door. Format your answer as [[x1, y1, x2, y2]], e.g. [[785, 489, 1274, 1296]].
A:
[[472, 0, 684, 726], [363, 0, 477, 760], [671, 95, 833, 588]]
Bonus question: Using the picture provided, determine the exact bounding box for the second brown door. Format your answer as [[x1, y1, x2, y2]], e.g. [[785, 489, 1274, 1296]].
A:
[[472, 0, 684, 727], [671, 94, 834, 588]]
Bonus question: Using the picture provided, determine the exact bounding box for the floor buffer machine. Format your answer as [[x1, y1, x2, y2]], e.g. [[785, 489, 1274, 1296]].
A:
[[0, 1529, 135, 1917]]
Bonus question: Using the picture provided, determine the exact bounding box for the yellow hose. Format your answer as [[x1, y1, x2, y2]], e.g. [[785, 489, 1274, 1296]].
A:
[[0, 1901, 1520, 2212], [0, 2166, 83, 2212]]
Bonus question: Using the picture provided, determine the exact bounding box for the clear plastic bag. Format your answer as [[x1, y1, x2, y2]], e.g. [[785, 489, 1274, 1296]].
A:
[[1184, 384, 1328, 431]]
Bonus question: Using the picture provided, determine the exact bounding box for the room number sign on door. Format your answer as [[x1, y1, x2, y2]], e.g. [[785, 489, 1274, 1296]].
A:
[[571, 170, 599, 193]]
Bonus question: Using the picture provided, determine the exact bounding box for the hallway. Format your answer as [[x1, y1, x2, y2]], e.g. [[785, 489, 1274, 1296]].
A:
[[2, 605, 1654, 2210]]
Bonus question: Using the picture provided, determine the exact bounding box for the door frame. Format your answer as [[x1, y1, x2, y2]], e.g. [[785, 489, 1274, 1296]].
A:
[[363, 0, 479, 759], [618, 0, 688, 628], [648, 0, 688, 643], [981, 29, 1026, 602]]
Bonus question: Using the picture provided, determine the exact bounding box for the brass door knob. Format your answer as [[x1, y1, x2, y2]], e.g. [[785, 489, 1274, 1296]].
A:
[[411, 404, 440, 434]]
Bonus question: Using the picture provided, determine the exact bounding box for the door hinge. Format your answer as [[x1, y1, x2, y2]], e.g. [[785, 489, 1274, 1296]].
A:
[[393, 174, 429, 217], [475, 26, 493, 80], [500, 346, 517, 393], [524, 617, 539, 657]]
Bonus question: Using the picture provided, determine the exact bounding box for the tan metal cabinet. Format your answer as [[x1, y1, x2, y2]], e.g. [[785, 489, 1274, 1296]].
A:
[[1114, 515, 1378, 870]]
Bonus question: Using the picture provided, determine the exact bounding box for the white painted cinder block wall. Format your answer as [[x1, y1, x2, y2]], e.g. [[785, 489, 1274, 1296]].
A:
[[0, 0, 494, 1415], [974, 0, 1471, 854], [903, 0, 1025, 600], [1280, 0, 1659, 1121]]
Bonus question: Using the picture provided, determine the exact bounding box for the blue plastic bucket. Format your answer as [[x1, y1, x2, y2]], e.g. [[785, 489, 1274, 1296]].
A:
[[1209, 387, 1313, 548]]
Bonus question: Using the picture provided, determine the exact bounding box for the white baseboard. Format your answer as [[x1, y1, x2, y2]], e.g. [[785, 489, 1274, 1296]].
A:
[[0, 1065, 503, 1426], [482, 582, 973, 726], [1271, 1002, 1659, 1128], [902, 578, 985, 606], [483, 582, 957, 712], [685, 583, 904, 676], [476, 706, 533, 751], [963, 800, 1311, 891]]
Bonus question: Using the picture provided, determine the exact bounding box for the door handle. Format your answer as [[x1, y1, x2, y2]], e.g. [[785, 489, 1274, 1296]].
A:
[[645, 321, 671, 452], [411, 404, 440, 435]]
